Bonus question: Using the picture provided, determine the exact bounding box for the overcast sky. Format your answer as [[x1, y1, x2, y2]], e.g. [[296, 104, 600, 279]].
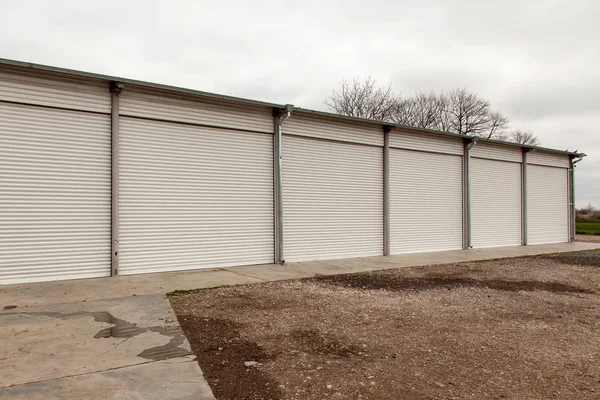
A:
[[0, 0, 598, 207]]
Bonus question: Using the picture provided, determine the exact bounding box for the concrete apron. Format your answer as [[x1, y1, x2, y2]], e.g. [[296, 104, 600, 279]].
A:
[[1, 242, 599, 310], [0, 294, 215, 399], [0, 241, 599, 399]]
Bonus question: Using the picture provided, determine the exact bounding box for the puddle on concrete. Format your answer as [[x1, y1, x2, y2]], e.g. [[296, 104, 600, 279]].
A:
[[0, 310, 192, 361], [92, 313, 145, 339], [138, 334, 192, 360]]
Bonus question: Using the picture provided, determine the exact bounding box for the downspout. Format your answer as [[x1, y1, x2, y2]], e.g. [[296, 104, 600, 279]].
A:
[[110, 81, 124, 277], [273, 104, 293, 264], [571, 153, 586, 242], [383, 126, 391, 256], [464, 138, 477, 249]]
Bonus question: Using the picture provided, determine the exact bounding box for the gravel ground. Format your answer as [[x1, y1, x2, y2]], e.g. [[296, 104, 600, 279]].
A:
[[170, 250, 600, 400], [578, 234, 600, 243]]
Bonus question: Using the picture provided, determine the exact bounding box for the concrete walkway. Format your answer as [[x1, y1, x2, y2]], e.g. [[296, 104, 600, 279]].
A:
[[1, 241, 599, 399], [1, 242, 598, 309], [0, 294, 215, 399]]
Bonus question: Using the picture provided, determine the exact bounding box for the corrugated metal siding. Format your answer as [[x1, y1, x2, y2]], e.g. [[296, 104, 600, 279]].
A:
[[282, 135, 383, 262], [120, 85, 273, 133], [0, 102, 111, 284], [390, 149, 463, 253], [527, 165, 569, 244], [527, 151, 570, 168], [282, 113, 383, 146], [471, 158, 522, 248], [389, 129, 463, 155], [0, 65, 110, 113], [119, 117, 273, 275], [471, 142, 522, 163]]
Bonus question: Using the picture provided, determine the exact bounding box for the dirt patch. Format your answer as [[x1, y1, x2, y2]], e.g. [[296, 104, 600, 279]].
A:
[[577, 234, 600, 243], [541, 250, 600, 267], [289, 329, 364, 358], [176, 316, 283, 400], [171, 251, 600, 400], [310, 273, 593, 294]]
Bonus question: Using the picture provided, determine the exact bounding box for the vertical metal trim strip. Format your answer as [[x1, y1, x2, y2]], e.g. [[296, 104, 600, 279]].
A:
[[522, 149, 528, 245], [570, 158, 576, 242], [110, 82, 123, 276], [464, 139, 475, 249], [383, 126, 390, 256], [462, 141, 469, 249], [273, 110, 282, 263]]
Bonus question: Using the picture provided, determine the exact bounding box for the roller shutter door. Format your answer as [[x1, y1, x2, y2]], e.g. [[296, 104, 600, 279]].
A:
[[0, 102, 111, 284], [471, 158, 522, 248], [390, 149, 463, 254], [118, 117, 273, 275], [527, 165, 569, 244], [282, 135, 383, 262]]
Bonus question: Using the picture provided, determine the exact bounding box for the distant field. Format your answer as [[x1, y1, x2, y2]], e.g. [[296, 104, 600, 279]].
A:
[[576, 221, 600, 235]]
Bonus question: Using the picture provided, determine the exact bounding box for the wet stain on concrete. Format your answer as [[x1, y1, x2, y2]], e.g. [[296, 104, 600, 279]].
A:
[[91, 313, 145, 339], [0, 310, 192, 361], [138, 332, 192, 360]]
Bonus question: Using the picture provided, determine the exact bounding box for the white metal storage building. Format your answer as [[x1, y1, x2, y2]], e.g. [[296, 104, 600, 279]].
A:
[[0, 59, 584, 284]]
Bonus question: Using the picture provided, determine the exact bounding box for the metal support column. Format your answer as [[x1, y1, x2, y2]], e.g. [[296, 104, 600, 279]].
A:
[[463, 138, 476, 249], [273, 109, 282, 264], [570, 158, 576, 242], [273, 105, 293, 264], [521, 148, 529, 245], [569, 154, 585, 242], [110, 81, 123, 276], [383, 126, 391, 256]]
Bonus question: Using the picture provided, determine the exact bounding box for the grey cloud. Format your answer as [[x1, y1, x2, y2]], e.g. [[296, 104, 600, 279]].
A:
[[0, 0, 598, 205]]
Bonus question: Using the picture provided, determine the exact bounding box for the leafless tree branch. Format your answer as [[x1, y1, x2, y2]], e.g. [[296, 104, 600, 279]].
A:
[[325, 79, 540, 144], [510, 130, 540, 146], [324, 77, 398, 121]]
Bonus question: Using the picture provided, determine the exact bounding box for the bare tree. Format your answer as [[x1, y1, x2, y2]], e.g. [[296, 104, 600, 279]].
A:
[[324, 77, 397, 121], [391, 98, 416, 126], [486, 111, 509, 140], [510, 130, 540, 146], [391, 88, 507, 140], [325, 79, 539, 144], [406, 92, 444, 130], [442, 88, 495, 136]]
